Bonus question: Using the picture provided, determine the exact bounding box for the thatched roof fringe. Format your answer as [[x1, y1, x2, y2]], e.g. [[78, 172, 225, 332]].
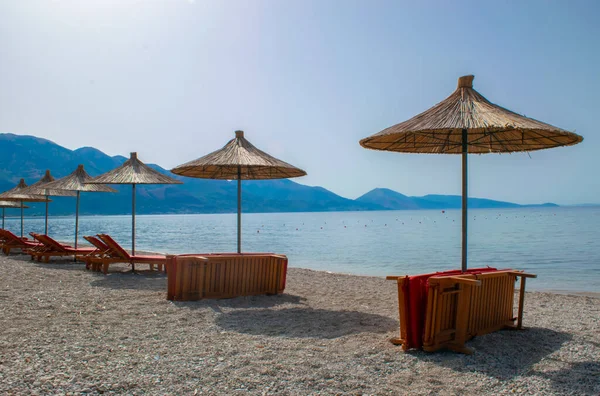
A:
[[0, 179, 51, 202], [21, 170, 77, 197], [87, 153, 182, 185], [171, 130, 307, 180], [0, 201, 29, 208], [43, 165, 117, 192], [359, 75, 583, 154]]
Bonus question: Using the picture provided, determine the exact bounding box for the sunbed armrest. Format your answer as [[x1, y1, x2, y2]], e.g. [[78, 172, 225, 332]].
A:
[[508, 271, 537, 278]]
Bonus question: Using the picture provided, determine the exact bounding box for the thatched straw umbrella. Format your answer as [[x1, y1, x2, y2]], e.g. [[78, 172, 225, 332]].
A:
[[171, 130, 306, 253], [360, 75, 583, 272], [0, 179, 50, 238], [0, 201, 28, 230], [21, 170, 76, 235], [43, 165, 116, 248], [86, 153, 182, 255]]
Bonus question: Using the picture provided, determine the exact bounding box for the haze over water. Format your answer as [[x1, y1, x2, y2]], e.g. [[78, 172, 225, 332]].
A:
[[5, 206, 599, 293]]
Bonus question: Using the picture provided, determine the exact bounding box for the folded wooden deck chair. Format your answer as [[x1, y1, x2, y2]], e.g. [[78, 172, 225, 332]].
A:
[[97, 234, 166, 274], [29, 233, 95, 263], [387, 267, 536, 354], [0, 229, 42, 255]]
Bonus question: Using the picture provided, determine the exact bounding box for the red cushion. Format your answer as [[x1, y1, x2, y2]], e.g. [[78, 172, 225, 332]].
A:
[[402, 267, 499, 349]]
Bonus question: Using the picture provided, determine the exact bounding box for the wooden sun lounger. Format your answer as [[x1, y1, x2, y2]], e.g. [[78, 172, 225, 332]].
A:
[[29, 233, 95, 263], [94, 234, 166, 274], [78, 236, 113, 270], [0, 229, 42, 255]]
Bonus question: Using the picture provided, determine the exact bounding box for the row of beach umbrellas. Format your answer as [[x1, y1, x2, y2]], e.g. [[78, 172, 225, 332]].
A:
[[0, 75, 583, 272], [0, 131, 306, 254]]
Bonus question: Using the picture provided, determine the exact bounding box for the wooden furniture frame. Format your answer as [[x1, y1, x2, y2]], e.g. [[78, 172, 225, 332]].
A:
[[28, 233, 95, 262], [387, 269, 536, 354], [92, 234, 166, 274], [167, 253, 288, 301], [79, 236, 113, 270], [0, 229, 42, 255]]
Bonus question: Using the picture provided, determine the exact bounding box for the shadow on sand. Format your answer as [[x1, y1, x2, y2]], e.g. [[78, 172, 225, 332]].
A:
[[419, 327, 576, 383], [11, 254, 88, 271], [89, 271, 167, 291], [534, 359, 600, 395], [215, 307, 398, 339], [174, 293, 308, 311]]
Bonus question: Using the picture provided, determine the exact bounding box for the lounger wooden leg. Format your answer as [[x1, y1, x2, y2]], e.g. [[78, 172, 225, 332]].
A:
[[517, 277, 527, 330], [103, 262, 109, 275]]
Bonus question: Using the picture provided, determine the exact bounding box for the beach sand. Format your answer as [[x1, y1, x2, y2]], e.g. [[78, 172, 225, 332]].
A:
[[0, 254, 598, 395]]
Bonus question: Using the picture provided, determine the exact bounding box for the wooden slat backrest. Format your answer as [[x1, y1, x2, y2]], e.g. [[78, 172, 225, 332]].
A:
[[31, 233, 68, 252], [84, 236, 110, 252], [97, 234, 131, 260]]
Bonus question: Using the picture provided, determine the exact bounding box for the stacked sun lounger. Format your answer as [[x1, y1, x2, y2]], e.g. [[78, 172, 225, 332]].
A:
[[386, 268, 536, 354]]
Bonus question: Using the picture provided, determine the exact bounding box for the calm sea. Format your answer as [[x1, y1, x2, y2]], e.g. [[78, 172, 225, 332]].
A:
[[4, 207, 599, 293]]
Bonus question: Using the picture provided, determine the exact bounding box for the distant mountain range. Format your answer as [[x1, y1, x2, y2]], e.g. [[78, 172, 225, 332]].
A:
[[0, 133, 559, 216], [356, 188, 558, 210]]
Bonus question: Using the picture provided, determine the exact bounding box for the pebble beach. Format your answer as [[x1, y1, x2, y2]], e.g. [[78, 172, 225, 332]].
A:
[[0, 254, 598, 395]]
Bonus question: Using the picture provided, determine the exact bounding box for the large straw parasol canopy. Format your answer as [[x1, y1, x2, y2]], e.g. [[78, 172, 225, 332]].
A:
[[171, 130, 307, 179], [42, 164, 116, 248], [22, 170, 76, 197], [20, 170, 76, 234], [88, 152, 183, 185], [359, 75, 583, 273], [0, 179, 51, 202], [44, 165, 117, 193], [171, 130, 306, 253], [86, 152, 182, 256], [0, 179, 50, 237], [360, 75, 583, 154]]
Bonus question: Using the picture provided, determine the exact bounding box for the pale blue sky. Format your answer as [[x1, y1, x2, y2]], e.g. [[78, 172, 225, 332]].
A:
[[1, 0, 598, 204]]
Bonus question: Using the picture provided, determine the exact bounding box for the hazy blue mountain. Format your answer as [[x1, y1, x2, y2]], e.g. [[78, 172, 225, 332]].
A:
[[356, 188, 558, 210], [0, 133, 384, 215], [353, 188, 421, 210], [0, 133, 558, 215]]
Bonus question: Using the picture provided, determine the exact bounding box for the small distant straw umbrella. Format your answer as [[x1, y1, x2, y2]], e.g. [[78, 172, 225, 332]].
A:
[[0, 201, 28, 229], [360, 75, 583, 272], [21, 169, 76, 235], [171, 130, 306, 253], [0, 179, 50, 238], [86, 153, 182, 255], [43, 165, 116, 248]]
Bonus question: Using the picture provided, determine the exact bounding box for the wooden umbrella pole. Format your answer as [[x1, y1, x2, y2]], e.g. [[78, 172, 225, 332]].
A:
[[237, 166, 241, 254], [132, 183, 136, 257], [75, 191, 80, 249], [2, 207, 4, 229], [20, 201, 24, 238], [461, 128, 468, 272], [45, 195, 49, 235]]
